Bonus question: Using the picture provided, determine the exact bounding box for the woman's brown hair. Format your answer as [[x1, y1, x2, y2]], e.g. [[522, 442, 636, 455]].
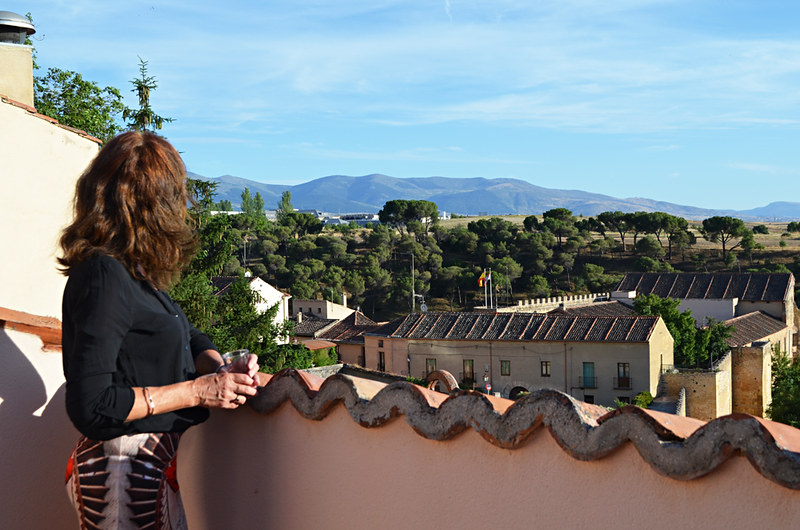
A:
[[58, 131, 197, 290]]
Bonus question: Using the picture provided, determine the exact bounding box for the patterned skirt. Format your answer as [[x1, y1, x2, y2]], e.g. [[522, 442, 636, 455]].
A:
[[65, 432, 187, 529]]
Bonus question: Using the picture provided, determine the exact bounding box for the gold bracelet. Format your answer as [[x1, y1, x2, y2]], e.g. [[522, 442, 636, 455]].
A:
[[143, 387, 155, 417]]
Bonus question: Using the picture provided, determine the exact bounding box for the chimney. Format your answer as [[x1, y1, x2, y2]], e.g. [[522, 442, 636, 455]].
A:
[[341, 293, 347, 308], [296, 312, 303, 324], [0, 11, 35, 107]]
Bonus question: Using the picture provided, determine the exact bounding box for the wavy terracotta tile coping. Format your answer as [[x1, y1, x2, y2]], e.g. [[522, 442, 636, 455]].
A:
[[599, 406, 707, 440], [0, 306, 62, 351], [251, 369, 800, 489]]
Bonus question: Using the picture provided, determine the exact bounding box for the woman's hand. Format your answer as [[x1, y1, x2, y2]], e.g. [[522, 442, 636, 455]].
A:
[[192, 371, 258, 409], [217, 353, 260, 387]]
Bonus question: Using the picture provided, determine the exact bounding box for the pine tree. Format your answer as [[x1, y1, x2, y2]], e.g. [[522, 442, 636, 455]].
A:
[[123, 57, 174, 131]]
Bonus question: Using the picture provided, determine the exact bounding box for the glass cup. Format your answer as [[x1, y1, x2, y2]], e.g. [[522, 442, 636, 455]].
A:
[[222, 349, 250, 373]]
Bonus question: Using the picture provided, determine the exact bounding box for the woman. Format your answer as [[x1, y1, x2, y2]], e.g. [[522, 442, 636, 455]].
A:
[[59, 131, 258, 529]]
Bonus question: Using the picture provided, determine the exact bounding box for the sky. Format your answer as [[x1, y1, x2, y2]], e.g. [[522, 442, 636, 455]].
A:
[[9, 0, 800, 210]]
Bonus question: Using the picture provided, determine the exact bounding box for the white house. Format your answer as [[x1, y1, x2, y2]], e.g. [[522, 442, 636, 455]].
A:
[[211, 274, 291, 344]]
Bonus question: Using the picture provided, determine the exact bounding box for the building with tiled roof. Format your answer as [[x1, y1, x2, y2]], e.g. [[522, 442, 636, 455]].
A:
[[315, 311, 383, 366], [723, 311, 790, 351], [616, 271, 795, 320], [364, 312, 673, 406], [291, 313, 339, 338], [292, 297, 354, 320], [548, 300, 636, 317]]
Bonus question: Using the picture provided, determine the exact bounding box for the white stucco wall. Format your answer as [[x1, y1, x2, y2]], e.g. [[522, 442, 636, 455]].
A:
[[679, 298, 738, 325], [179, 400, 800, 530], [0, 103, 99, 318]]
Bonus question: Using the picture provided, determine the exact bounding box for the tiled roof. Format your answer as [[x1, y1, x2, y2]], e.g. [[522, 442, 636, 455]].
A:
[[210, 276, 236, 296], [317, 311, 382, 344], [1, 93, 102, 144], [298, 339, 337, 351], [616, 272, 793, 302], [292, 314, 338, 337], [370, 312, 660, 343], [250, 369, 800, 489], [723, 311, 788, 348], [549, 300, 636, 317]]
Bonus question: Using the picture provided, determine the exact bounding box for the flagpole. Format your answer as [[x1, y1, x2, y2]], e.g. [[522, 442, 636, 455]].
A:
[[489, 268, 493, 309], [483, 268, 487, 308]]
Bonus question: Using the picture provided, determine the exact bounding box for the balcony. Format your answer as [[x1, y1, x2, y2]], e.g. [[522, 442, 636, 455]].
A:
[[578, 376, 597, 389], [614, 376, 632, 389]]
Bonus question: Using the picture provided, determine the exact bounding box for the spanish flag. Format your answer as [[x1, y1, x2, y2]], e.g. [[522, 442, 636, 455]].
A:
[[478, 270, 486, 287]]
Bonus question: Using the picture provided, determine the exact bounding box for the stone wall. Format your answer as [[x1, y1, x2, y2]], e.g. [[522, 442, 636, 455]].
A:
[[661, 353, 732, 422], [732, 343, 772, 417], [496, 293, 610, 313]]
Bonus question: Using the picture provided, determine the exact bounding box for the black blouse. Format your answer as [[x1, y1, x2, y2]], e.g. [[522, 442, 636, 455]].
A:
[[62, 255, 215, 440]]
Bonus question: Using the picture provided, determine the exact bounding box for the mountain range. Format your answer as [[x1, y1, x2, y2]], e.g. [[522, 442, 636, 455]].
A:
[[189, 173, 800, 221]]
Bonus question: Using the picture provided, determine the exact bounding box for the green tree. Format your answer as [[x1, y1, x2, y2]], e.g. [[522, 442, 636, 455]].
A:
[[768, 347, 800, 427], [378, 199, 439, 234], [663, 215, 690, 260], [527, 275, 550, 298], [634, 294, 699, 367], [378, 199, 409, 233], [34, 68, 127, 142], [542, 208, 577, 248], [597, 211, 631, 252], [277, 191, 294, 222], [215, 199, 233, 211], [123, 57, 174, 131], [240, 187, 265, 217], [632, 391, 654, 408], [523, 215, 540, 232], [635, 236, 665, 259], [581, 263, 621, 292], [634, 294, 732, 368], [700, 216, 749, 260]]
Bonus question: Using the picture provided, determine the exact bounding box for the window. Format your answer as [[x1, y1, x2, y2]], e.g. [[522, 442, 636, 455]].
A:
[[584, 395, 595, 404], [582, 362, 596, 388], [378, 339, 384, 347], [541, 361, 551, 377], [378, 352, 385, 372], [617, 396, 631, 404], [463, 359, 474, 385], [426, 358, 437, 375], [616, 363, 631, 389], [317, 307, 321, 313], [501, 360, 511, 377]]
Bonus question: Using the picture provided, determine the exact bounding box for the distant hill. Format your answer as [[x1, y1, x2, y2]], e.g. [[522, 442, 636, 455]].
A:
[[187, 172, 800, 221]]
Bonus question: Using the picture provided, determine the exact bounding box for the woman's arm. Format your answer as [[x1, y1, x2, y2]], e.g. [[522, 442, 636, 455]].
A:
[[124, 371, 258, 422]]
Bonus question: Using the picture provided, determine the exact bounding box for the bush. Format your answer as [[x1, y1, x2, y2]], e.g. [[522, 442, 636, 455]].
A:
[[633, 391, 654, 408], [752, 224, 769, 234], [312, 347, 338, 367], [635, 256, 673, 273]]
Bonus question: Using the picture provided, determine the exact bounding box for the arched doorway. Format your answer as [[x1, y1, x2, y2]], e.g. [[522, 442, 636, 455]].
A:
[[509, 386, 529, 400]]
